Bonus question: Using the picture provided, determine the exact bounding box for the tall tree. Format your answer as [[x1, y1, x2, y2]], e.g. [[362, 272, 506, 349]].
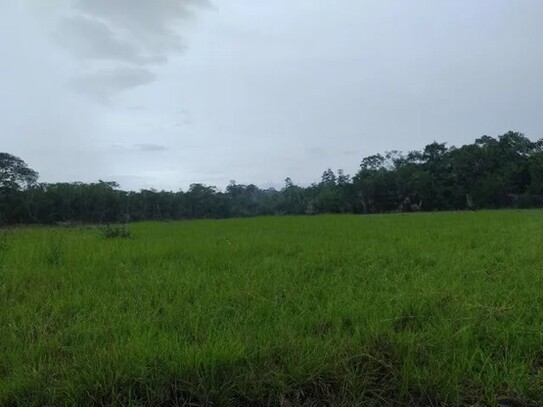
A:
[[0, 153, 39, 223], [0, 153, 38, 191]]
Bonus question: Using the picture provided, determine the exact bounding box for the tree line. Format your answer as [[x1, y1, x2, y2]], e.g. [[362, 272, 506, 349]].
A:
[[1, 131, 542, 225]]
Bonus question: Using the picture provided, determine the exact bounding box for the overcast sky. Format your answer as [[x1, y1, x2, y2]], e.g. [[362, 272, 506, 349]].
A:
[[1, 1, 542, 191]]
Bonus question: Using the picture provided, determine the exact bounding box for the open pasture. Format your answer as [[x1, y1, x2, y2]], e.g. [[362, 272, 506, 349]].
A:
[[1, 211, 543, 405]]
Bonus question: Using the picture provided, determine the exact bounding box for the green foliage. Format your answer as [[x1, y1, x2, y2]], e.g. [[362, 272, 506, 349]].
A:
[[101, 224, 132, 239], [351, 131, 543, 213], [1, 212, 543, 405], [2, 130, 543, 225], [0, 152, 38, 191]]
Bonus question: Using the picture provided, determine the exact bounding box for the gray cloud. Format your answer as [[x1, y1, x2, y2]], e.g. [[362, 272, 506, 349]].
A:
[[55, 15, 159, 65], [56, 0, 207, 100], [73, 0, 206, 39], [71, 67, 156, 102], [110, 143, 169, 152], [134, 143, 169, 152]]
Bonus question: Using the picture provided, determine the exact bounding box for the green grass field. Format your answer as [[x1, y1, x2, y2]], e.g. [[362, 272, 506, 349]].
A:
[[1, 211, 543, 405]]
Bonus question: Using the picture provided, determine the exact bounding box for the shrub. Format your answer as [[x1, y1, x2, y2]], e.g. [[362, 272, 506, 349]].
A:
[[101, 225, 132, 239]]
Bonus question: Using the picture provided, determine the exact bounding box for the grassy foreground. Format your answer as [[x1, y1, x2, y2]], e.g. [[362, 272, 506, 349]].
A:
[[1, 211, 543, 405]]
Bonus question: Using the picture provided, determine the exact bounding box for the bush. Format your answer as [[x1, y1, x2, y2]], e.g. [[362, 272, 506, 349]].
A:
[[101, 225, 132, 239]]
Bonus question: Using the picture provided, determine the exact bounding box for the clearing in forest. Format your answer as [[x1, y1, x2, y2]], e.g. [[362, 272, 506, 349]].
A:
[[1, 211, 542, 405]]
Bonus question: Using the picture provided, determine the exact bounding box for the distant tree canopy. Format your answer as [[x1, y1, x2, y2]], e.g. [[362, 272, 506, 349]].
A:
[[1, 131, 543, 225], [0, 152, 38, 191]]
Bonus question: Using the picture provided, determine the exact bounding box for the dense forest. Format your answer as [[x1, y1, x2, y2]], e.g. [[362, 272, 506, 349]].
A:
[[1, 131, 542, 225]]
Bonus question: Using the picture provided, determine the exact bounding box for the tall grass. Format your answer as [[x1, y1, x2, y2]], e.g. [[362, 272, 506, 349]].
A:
[[1, 211, 542, 405]]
